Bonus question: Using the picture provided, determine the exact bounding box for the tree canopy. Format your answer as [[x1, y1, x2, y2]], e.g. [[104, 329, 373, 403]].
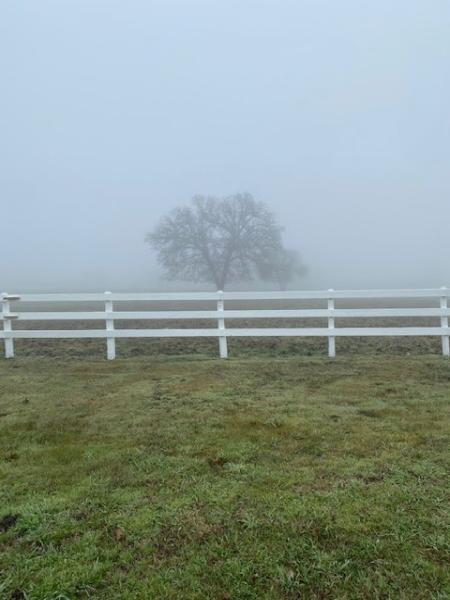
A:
[[258, 248, 308, 291], [146, 193, 305, 290]]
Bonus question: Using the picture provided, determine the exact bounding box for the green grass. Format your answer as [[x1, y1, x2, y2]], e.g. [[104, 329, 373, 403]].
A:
[[0, 355, 449, 599]]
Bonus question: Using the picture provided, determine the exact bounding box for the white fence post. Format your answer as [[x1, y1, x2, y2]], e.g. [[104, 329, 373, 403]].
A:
[[327, 289, 336, 358], [105, 291, 116, 360], [440, 287, 449, 357], [217, 290, 228, 358], [2, 293, 19, 359]]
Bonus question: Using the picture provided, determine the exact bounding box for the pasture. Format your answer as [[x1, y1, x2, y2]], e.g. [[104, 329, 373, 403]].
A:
[[1, 352, 449, 599]]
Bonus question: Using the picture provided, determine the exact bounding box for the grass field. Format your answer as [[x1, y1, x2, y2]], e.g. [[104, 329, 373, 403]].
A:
[[1, 353, 450, 599]]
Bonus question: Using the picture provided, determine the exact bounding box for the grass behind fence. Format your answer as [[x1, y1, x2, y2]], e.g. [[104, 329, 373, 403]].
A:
[[10, 316, 443, 359]]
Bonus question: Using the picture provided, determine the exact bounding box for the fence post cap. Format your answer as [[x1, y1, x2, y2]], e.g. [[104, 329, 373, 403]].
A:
[[2, 294, 20, 301]]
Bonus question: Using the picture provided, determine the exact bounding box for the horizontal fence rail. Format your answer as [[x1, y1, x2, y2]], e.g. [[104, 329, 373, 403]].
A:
[[1, 288, 449, 359]]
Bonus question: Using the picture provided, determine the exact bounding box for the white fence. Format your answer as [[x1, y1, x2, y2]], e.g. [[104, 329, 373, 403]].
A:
[[1, 288, 449, 360]]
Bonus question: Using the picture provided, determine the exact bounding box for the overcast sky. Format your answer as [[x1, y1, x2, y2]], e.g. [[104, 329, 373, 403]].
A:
[[1, 0, 449, 291]]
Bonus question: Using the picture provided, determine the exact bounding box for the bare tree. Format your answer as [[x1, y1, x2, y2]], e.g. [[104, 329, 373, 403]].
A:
[[146, 193, 289, 290], [257, 248, 307, 290]]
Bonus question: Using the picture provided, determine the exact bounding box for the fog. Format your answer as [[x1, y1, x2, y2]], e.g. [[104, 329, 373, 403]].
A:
[[1, 1, 449, 292]]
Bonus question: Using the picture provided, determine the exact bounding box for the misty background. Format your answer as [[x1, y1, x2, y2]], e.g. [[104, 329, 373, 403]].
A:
[[1, 0, 449, 292]]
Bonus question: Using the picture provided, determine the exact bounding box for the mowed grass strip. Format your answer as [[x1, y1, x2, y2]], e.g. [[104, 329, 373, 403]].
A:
[[0, 356, 449, 599]]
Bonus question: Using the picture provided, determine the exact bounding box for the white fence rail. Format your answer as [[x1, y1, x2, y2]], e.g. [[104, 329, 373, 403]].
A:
[[1, 288, 450, 360]]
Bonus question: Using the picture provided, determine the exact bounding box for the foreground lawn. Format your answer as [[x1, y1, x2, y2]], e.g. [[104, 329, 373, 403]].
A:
[[0, 356, 449, 599]]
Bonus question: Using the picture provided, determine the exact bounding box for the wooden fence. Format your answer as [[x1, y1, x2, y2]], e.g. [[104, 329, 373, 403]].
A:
[[1, 288, 449, 359]]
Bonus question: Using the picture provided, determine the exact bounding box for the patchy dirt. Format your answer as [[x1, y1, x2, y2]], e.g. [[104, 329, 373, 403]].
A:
[[0, 514, 19, 533]]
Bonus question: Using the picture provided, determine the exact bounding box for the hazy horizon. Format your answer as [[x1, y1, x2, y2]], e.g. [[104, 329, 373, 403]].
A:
[[1, 1, 449, 292]]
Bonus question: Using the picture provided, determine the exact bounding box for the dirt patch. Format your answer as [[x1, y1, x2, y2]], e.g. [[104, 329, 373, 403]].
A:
[[4, 452, 19, 461], [0, 514, 19, 533], [358, 408, 383, 418], [208, 456, 228, 468], [154, 523, 187, 559]]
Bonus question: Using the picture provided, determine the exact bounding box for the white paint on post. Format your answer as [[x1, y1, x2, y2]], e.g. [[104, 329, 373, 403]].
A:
[[105, 291, 116, 360], [327, 289, 336, 358], [217, 290, 228, 358], [2, 294, 15, 358], [440, 287, 449, 357]]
